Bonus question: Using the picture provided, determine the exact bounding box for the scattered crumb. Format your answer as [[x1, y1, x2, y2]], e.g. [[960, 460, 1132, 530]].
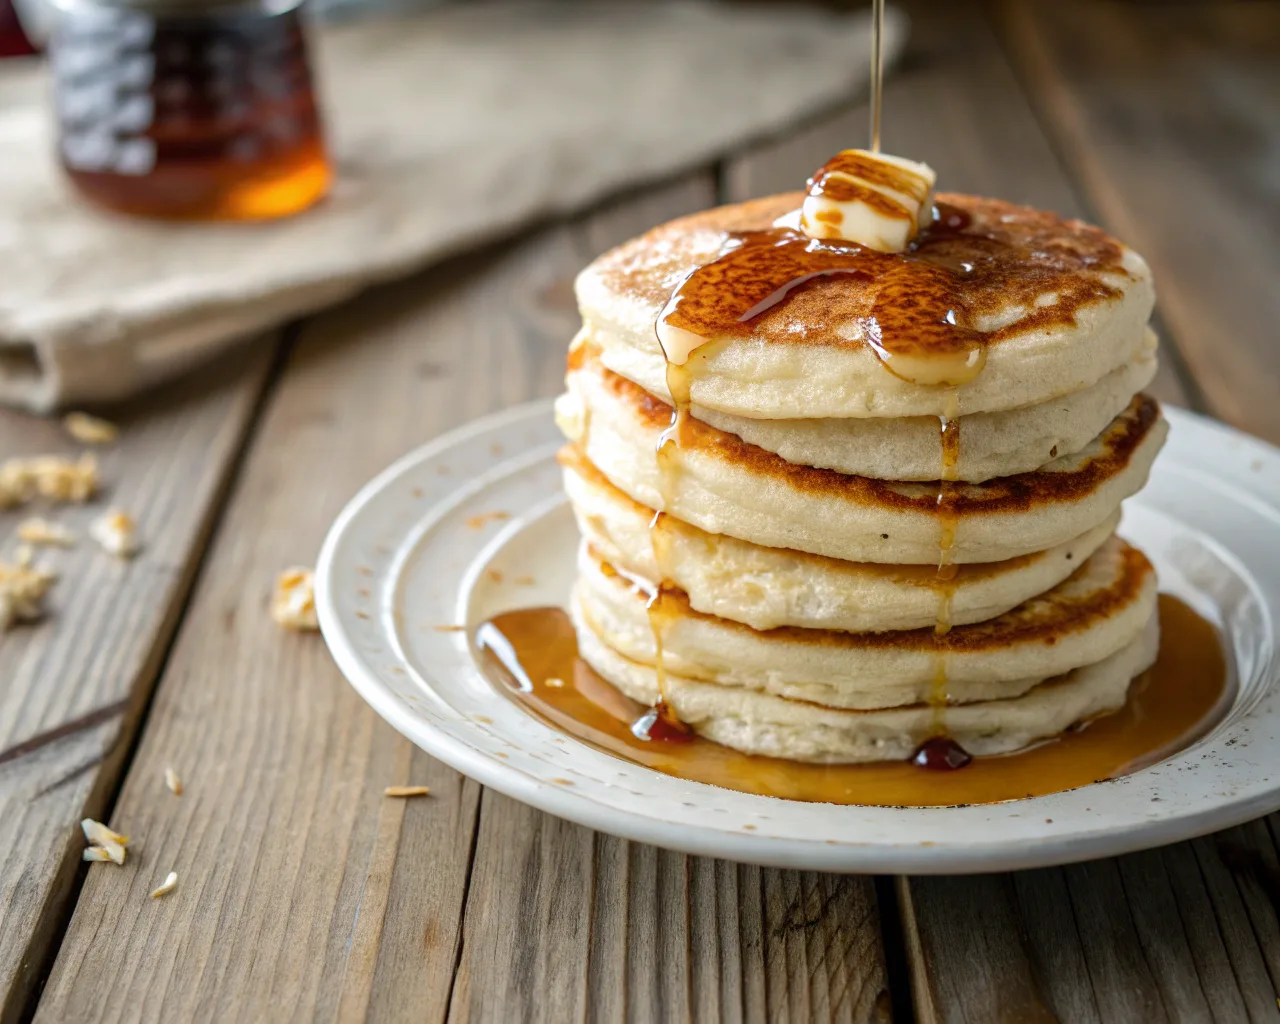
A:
[[89, 509, 139, 558], [489, 442, 504, 456], [514, 575, 535, 586], [0, 453, 98, 509], [432, 624, 465, 633], [17, 518, 77, 548], [81, 818, 129, 865], [63, 412, 119, 445], [149, 872, 178, 899], [410, 487, 424, 498], [465, 511, 510, 530], [82, 818, 129, 847], [545, 677, 565, 689], [383, 785, 431, 798], [272, 567, 318, 631], [0, 549, 57, 631], [164, 767, 183, 796], [486, 569, 504, 584]]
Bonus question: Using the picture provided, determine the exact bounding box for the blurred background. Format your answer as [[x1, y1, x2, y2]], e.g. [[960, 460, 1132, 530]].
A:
[[0, 0, 1275, 424]]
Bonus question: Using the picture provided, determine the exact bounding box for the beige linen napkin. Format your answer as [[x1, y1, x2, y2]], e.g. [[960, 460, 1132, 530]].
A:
[[0, 1, 905, 412]]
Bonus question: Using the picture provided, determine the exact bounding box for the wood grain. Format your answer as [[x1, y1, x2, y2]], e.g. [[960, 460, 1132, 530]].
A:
[[450, 800, 890, 1023], [995, 0, 1280, 441], [904, 831, 1280, 1024], [0, 346, 275, 1024]]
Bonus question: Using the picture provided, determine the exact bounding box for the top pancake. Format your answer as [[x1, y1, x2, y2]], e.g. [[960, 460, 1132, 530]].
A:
[[577, 192, 1154, 419]]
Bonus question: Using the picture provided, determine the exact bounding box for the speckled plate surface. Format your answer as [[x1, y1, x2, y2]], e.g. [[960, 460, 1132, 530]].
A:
[[316, 401, 1280, 873]]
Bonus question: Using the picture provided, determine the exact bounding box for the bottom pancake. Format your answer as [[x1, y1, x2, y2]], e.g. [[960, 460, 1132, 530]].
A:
[[573, 601, 1160, 764]]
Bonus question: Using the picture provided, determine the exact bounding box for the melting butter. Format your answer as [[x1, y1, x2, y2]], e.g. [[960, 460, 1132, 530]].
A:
[[800, 149, 936, 252]]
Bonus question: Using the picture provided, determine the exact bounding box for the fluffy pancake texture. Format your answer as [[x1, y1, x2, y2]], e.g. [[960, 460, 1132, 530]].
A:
[[574, 536, 1156, 711], [577, 192, 1154, 420], [697, 333, 1157, 483], [562, 445, 1120, 633], [550, 187, 1166, 767], [557, 347, 1165, 564], [574, 599, 1159, 763]]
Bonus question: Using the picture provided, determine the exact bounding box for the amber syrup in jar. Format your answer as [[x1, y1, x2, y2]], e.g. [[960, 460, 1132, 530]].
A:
[[49, 0, 330, 220]]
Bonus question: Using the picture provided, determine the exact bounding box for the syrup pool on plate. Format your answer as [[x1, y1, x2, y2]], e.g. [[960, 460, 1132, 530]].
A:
[[475, 593, 1231, 808]]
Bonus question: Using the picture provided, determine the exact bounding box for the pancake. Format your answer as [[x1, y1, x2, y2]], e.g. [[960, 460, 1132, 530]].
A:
[[577, 192, 1154, 420], [574, 597, 1159, 764], [696, 332, 1157, 482], [557, 348, 1166, 564], [562, 444, 1120, 633], [575, 535, 1156, 710]]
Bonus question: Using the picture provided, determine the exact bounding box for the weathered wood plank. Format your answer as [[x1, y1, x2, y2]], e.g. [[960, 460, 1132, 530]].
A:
[[893, 3, 1280, 1021], [452, 811, 891, 1024], [995, 0, 1280, 442], [0, 345, 275, 1024]]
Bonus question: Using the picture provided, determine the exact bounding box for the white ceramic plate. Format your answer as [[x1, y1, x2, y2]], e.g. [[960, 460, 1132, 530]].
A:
[[316, 402, 1280, 873]]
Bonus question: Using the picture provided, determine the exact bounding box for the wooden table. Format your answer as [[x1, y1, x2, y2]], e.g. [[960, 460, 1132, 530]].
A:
[[3, 2, 1278, 1020]]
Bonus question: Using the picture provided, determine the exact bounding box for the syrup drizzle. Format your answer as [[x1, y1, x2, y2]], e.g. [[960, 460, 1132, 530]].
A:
[[655, 212, 994, 390], [653, 212, 993, 763], [475, 595, 1232, 807], [927, 389, 964, 745], [645, 357, 697, 733]]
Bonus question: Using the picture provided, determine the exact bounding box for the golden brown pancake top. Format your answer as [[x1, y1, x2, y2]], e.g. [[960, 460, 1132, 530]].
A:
[[584, 193, 1135, 357]]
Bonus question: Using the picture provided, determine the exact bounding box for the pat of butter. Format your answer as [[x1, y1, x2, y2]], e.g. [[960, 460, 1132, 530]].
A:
[[800, 149, 936, 252]]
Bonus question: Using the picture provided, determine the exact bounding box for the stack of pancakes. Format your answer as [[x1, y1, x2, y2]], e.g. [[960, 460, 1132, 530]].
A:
[[554, 192, 1166, 764]]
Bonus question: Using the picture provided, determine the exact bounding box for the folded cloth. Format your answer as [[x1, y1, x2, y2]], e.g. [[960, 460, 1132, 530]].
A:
[[0, 1, 904, 413]]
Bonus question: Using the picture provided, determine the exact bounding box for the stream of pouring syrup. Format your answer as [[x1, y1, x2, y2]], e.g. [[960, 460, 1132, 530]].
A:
[[475, 594, 1230, 807], [870, 0, 885, 153]]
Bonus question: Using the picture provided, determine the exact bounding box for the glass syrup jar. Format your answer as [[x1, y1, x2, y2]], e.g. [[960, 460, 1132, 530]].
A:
[[48, 0, 331, 220]]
